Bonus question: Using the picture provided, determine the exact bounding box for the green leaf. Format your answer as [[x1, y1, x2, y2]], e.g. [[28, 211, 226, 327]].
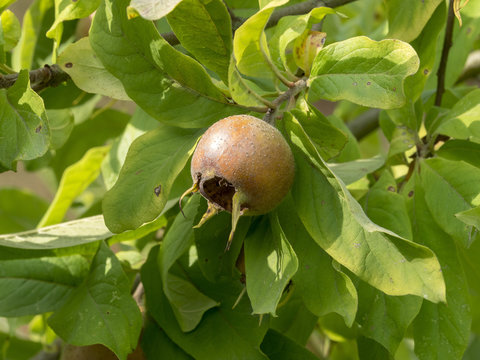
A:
[[233, 0, 288, 78], [48, 242, 142, 360], [159, 196, 219, 332], [434, 88, 480, 140], [108, 214, 168, 248], [11, 0, 54, 70], [328, 114, 361, 162], [0, 215, 112, 249], [456, 207, 480, 230], [459, 232, 480, 335], [0, 70, 49, 169], [290, 106, 348, 162], [420, 158, 480, 247], [277, 196, 358, 328], [363, 171, 412, 240], [38, 146, 110, 227], [286, 115, 446, 302], [244, 214, 298, 316], [0, 332, 42, 360], [50, 105, 129, 179], [102, 108, 159, 190], [0, 9, 20, 51], [167, 0, 232, 83], [228, 57, 269, 108], [90, 0, 240, 128], [141, 319, 193, 360], [407, 175, 471, 360], [128, 0, 182, 20], [404, 2, 445, 100], [260, 329, 319, 360], [143, 246, 269, 360], [0, 188, 48, 234], [46, 0, 100, 41], [447, 13, 480, 87], [386, 124, 417, 160], [0, 254, 89, 316], [357, 336, 390, 360], [308, 36, 419, 109], [269, 294, 318, 345], [385, 98, 420, 133], [39, 146, 109, 227], [356, 280, 422, 354], [102, 124, 201, 233], [47, 108, 74, 150], [386, 0, 443, 42], [58, 38, 130, 100], [194, 208, 250, 282], [437, 139, 480, 169], [0, 0, 16, 12], [328, 155, 384, 186]]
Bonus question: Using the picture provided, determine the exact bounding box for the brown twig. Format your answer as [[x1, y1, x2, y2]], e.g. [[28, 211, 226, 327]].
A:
[[0, 64, 70, 91], [133, 281, 145, 311], [267, 0, 355, 28], [263, 78, 307, 124], [163, 0, 358, 46], [435, 0, 455, 107]]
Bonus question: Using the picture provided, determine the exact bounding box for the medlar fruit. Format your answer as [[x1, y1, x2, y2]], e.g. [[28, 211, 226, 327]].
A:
[[180, 115, 295, 250]]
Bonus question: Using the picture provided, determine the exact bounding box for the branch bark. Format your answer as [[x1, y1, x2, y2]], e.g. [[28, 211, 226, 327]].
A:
[[263, 78, 307, 124], [267, 0, 355, 28], [163, 0, 358, 45], [435, 0, 455, 106], [0, 64, 70, 91]]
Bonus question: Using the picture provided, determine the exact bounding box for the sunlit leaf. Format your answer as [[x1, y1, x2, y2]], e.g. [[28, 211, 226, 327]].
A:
[[0, 9, 20, 51], [233, 0, 288, 79], [0, 215, 111, 249], [309, 36, 419, 109], [167, 0, 232, 83], [58, 38, 130, 100], [420, 158, 480, 247], [434, 88, 480, 140], [129, 0, 182, 20], [102, 124, 201, 233], [39, 146, 110, 227], [286, 115, 446, 302], [245, 214, 298, 315], [386, 0, 443, 42]]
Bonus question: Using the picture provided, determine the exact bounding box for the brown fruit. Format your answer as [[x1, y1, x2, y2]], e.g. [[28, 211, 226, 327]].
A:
[[181, 115, 295, 249], [60, 343, 145, 360]]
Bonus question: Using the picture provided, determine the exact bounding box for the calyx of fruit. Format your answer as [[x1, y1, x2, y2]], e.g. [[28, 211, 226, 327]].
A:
[[180, 115, 295, 250]]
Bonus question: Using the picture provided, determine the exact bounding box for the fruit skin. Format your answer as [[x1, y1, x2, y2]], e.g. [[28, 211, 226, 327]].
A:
[[60, 343, 145, 360], [190, 115, 295, 215]]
